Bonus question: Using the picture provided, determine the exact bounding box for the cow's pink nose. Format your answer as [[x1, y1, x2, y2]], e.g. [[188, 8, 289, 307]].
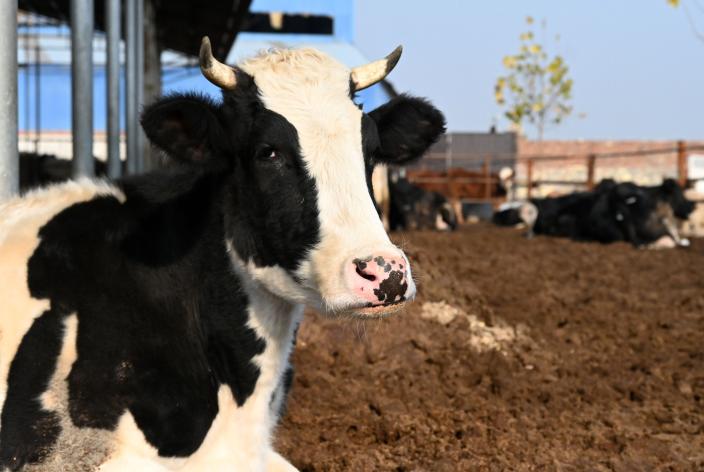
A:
[[347, 252, 410, 306]]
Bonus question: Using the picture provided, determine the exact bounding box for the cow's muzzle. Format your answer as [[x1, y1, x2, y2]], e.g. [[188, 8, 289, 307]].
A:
[[344, 250, 415, 317]]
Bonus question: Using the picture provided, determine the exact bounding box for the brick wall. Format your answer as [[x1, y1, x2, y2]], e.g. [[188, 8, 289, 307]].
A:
[[515, 139, 704, 197]]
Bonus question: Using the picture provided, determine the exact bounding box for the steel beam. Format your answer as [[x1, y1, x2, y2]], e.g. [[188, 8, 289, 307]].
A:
[[70, 0, 94, 178], [126, 0, 144, 174], [0, 1, 18, 199], [106, 0, 121, 178]]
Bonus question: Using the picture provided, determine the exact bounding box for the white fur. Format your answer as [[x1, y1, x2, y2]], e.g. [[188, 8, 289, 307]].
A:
[[0, 179, 124, 422], [239, 48, 414, 312], [372, 164, 390, 231], [519, 202, 538, 228], [435, 213, 449, 231]]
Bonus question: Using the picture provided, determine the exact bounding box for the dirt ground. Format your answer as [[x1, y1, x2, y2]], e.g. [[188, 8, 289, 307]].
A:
[[276, 224, 704, 472]]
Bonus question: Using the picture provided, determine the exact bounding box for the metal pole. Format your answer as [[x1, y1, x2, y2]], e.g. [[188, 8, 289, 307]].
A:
[[71, 0, 94, 178], [106, 0, 121, 178], [0, 1, 18, 199], [34, 35, 41, 154], [126, 0, 139, 174], [24, 33, 30, 150], [136, 0, 144, 173]]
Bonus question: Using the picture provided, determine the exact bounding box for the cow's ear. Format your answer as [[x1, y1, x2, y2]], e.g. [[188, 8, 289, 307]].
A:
[[141, 93, 230, 164], [369, 94, 446, 165]]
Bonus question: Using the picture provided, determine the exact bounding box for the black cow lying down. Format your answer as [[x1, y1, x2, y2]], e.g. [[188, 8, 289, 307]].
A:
[[19, 152, 115, 191], [493, 178, 696, 248], [0, 38, 445, 471], [388, 175, 458, 231]]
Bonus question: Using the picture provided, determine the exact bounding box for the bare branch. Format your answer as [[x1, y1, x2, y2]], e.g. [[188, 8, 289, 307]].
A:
[[683, 3, 704, 42]]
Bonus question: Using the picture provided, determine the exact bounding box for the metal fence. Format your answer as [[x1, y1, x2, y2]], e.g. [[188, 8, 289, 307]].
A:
[[407, 141, 704, 208]]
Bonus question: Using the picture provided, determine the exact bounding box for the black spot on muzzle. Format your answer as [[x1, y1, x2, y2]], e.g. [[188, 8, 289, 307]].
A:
[[373, 270, 407, 304]]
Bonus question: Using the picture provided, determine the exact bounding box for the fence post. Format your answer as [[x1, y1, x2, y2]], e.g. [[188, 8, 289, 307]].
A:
[[677, 140, 687, 187], [526, 159, 534, 198], [586, 154, 596, 190]]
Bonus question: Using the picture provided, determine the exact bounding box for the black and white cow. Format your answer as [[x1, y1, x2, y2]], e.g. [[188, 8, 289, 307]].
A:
[[493, 178, 696, 248], [0, 38, 445, 471], [388, 174, 457, 231]]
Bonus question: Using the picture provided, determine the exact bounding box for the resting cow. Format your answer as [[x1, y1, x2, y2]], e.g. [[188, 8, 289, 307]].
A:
[[388, 175, 457, 231], [494, 178, 695, 248], [19, 152, 114, 191], [0, 38, 445, 471]]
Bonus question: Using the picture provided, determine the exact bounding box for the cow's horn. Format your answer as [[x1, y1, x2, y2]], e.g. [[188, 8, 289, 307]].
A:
[[351, 45, 403, 91], [199, 36, 237, 89]]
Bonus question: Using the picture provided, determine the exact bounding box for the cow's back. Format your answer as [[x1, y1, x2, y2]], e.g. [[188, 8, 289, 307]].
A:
[[0, 179, 125, 469]]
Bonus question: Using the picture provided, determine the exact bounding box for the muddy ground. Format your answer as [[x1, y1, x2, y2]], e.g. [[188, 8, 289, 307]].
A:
[[276, 224, 704, 471]]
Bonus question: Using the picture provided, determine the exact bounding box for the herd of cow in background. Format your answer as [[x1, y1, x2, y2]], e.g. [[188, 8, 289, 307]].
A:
[[493, 178, 695, 249], [19, 151, 697, 249], [376, 162, 696, 249]]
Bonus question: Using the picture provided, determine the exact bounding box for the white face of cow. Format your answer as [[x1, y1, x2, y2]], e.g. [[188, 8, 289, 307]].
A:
[[236, 49, 414, 316], [141, 39, 446, 318]]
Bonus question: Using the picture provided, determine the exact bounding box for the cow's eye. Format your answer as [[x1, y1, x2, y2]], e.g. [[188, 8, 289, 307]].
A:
[[256, 146, 281, 161]]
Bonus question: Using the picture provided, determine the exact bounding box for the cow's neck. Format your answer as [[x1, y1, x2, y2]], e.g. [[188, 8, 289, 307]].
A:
[[120, 168, 302, 404], [230, 254, 304, 381]]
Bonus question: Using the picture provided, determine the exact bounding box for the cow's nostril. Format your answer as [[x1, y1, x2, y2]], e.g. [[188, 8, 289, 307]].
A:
[[355, 266, 376, 282]]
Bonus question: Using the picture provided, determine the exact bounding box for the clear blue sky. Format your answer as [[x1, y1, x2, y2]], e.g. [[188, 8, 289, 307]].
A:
[[354, 1, 704, 140]]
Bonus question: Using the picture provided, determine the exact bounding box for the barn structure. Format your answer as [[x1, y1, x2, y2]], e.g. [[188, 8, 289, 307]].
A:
[[1, 0, 395, 198]]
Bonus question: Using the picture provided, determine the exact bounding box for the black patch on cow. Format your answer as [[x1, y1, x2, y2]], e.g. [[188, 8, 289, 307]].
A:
[[373, 256, 386, 267], [0, 309, 64, 471], [19, 168, 268, 458], [492, 208, 523, 226], [373, 270, 407, 304], [222, 107, 320, 273], [353, 256, 372, 271]]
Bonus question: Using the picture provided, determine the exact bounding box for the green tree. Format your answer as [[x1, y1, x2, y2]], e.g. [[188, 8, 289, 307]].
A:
[[494, 17, 574, 140]]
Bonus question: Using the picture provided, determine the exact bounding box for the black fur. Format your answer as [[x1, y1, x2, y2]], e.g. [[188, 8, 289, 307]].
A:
[[368, 94, 446, 165], [0, 310, 64, 471], [492, 207, 523, 226], [140, 93, 231, 166], [645, 178, 695, 220]]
